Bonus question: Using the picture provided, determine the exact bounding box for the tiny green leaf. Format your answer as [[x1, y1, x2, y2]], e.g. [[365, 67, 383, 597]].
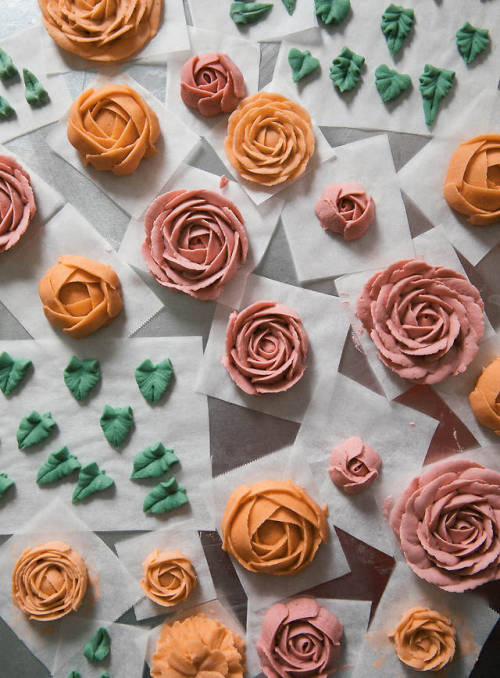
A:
[[315, 0, 350, 25], [23, 68, 50, 108], [375, 64, 412, 102], [419, 64, 455, 128], [83, 627, 111, 662], [100, 405, 134, 448], [0, 472, 15, 499], [0, 49, 19, 81], [72, 462, 114, 503], [131, 442, 179, 480], [281, 0, 296, 14], [17, 410, 57, 450], [330, 47, 365, 93], [135, 358, 173, 403], [37, 446, 81, 485], [64, 356, 101, 402], [143, 477, 188, 515], [0, 351, 32, 395], [100, 674, 110, 678], [0, 96, 15, 120], [230, 2, 273, 25], [288, 48, 320, 83], [381, 4, 415, 56], [456, 22, 490, 65], [67, 672, 81, 678]]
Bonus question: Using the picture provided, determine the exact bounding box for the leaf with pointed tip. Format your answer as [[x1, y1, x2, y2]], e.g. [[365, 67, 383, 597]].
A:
[[143, 477, 188, 515], [288, 48, 320, 83], [230, 2, 273, 25], [0, 48, 19, 81], [456, 22, 490, 65], [64, 356, 100, 401], [419, 64, 455, 127], [37, 447, 81, 485], [315, 0, 350, 25], [83, 627, 111, 662], [72, 463, 114, 503], [100, 405, 134, 448], [135, 358, 173, 403], [281, 0, 296, 14], [375, 64, 412, 102], [17, 410, 57, 450], [0, 472, 14, 499], [330, 47, 365, 92], [67, 672, 81, 678], [0, 351, 32, 395], [23, 69, 50, 107], [0, 96, 15, 120], [131, 443, 179, 479], [381, 4, 414, 56]]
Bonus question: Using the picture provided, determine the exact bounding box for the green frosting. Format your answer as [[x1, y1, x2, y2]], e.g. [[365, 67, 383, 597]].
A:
[[143, 477, 188, 515], [0, 49, 19, 81], [282, 0, 296, 14], [23, 69, 50, 107], [17, 411, 57, 450], [100, 674, 110, 678], [456, 22, 490, 65], [375, 64, 412, 102], [230, 2, 273, 25], [135, 358, 173, 403], [100, 405, 134, 448], [67, 672, 81, 678], [0, 351, 32, 395], [0, 472, 15, 500], [315, 0, 350, 25], [0, 96, 15, 120], [72, 462, 114, 503], [37, 447, 81, 485], [83, 627, 111, 663], [381, 4, 415, 56], [131, 442, 178, 480], [64, 356, 101, 402], [419, 64, 455, 128], [330, 47, 365, 93], [288, 48, 320, 83]]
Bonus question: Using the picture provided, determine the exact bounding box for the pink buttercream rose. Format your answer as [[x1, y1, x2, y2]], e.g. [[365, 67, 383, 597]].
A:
[[329, 436, 381, 495], [180, 52, 246, 117], [142, 188, 248, 300], [314, 182, 375, 241], [222, 300, 308, 395], [356, 259, 484, 385], [257, 597, 343, 678], [0, 155, 37, 253], [390, 458, 500, 592]]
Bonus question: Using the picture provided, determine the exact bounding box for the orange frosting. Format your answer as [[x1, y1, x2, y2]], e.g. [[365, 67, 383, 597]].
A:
[[469, 357, 500, 437], [141, 549, 197, 607], [443, 134, 500, 225], [38, 0, 162, 63], [12, 541, 88, 621], [221, 479, 328, 576], [151, 612, 245, 678], [68, 84, 160, 176], [39, 255, 123, 339], [224, 92, 315, 187]]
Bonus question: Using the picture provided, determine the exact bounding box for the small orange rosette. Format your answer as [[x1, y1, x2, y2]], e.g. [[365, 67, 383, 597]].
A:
[[141, 549, 197, 607]]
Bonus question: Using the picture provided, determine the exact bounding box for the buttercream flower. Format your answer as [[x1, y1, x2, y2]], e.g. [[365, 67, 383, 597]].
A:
[[223, 301, 308, 395], [389, 606, 456, 672], [225, 92, 315, 186], [389, 458, 500, 592], [356, 259, 484, 385], [67, 84, 160, 176], [39, 255, 123, 339], [257, 597, 343, 678], [443, 134, 500, 225], [38, 0, 162, 63], [328, 436, 381, 495], [221, 479, 328, 576], [12, 540, 88, 621], [314, 182, 375, 241], [469, 357, 500, 436], [142, 188, 248, 300], [0, 155, 37, 253], [180, 52, 246, 117], [141, 549, 197, 607], [151, 612, 246, 678]]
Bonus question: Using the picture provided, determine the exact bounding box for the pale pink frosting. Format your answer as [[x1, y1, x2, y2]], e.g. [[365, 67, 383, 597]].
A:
[[329, 436, 381, 495], [257, 597, 343, 678], [356, 259, 484, 384], [314, 182, 375, 241], [222, 301, 308, 395], [180, 52, 246, 117], [389, 457, 500, 592], [142, 189, 248, 300], [0, 155, 37, 253]]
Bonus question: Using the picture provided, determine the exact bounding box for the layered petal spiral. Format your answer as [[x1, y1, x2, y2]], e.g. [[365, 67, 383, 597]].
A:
[[329, 436, 381, 495], [314, 182, 375, 241], [141, 549, 197, 607], [0, 155, 37, 253]]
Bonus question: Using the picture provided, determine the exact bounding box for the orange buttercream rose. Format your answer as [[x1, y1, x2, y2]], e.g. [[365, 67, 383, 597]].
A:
[[221, 479, 328, 576], [68, 84, 160, 176], [141, 549, 197, 607], [469, 357, 500, 437], [443, 134, 500, 225], [12, 541, 88, 621], [39, 255, 123, 339], [151, 613, 245, 678], [224, 92, 315, 187]]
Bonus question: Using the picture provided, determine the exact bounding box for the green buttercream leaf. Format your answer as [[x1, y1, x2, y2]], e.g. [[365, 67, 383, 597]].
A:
[[315, 0, 350, 25], [143, 477, 188, 515], [64, 356, 101, 402], [135, 358, 173, 403], [288, 48, 320, 83], [281, 0, 296, 14], [381, 4, 414, 56], [100, 405, 134, 448], [23, 68, 50, 107], [83, 627, 111, 663], [100, 674, 110, 678], [0, 472, 15, 499], [419, 64, 455, 128], [330, 47, 365, 92], [131, 442, 179, 479], [230, 2, 273, 25], [0, 49, 19, 81], [0, 96, 15, 120], [67, 672, 81, 678], [72, 462, 114, 503], [37, 446, 81, 485], [456, 22, 490, 65], [0, 351, 32, 395], [375, 64, 412, 102], [17, 410, 57, 450]]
